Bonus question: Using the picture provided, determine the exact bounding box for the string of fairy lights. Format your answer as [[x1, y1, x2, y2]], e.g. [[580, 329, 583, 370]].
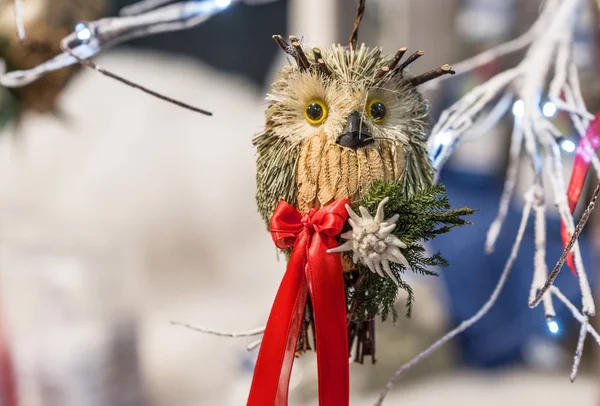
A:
[[1, 0, 599, 405], [0, 0, 280, 89]]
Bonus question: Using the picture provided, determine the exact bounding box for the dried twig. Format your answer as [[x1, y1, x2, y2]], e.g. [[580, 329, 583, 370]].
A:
[[373, 66, 390, 81], [272, 34, 292, 55], [289, 35, 310, 70], [348, 0, 366, 50], [409, 64, 455, 87], [396, 50, 424, 72], [315, 58, 332, 77], [61, 45, 212, 116], [387, 48, 407, 71]]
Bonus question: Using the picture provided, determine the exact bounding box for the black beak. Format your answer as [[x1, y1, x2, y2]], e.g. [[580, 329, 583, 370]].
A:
[[336, 112, 373, 148]]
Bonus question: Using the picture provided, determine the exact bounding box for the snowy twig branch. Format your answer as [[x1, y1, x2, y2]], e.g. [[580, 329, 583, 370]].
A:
[[0, 0, 281, 89], [13, 0, 25, 41], [550, 286, 600, 381], [550, 286, 600, 346], [374, 186, 536, 405], [427, 0, 595, 315], [530, 183, 600, 308], [171, 321, 265, 338], [377, 0, 599, 402]]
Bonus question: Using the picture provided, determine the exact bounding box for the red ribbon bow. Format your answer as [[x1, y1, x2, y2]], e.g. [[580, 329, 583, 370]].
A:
[[561, 112, 600, 274], [247, 199, 350, 406]]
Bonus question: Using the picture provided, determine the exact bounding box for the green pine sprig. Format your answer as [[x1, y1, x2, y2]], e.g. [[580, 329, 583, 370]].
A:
[[346, 181, 475, 323]]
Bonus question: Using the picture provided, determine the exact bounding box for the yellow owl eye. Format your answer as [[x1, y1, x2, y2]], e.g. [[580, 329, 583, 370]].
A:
[[367, 99, 387, 122], [304, 100, 328, 125]]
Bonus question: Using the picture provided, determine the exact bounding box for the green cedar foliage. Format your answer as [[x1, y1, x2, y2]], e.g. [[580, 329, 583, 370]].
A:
[[346, 181, 475, 323]]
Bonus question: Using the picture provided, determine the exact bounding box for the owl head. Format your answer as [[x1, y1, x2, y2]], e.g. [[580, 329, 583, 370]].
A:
[[255, 35, 454, 223]]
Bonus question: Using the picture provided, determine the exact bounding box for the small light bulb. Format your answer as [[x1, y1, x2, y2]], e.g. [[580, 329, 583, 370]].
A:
[[547, 320, 560, 334], [438, 131, 452, 146], [75, 23, 92, 42], [561, 139, 576, 153], [215, 0, 232, 8], [542, 101, 557, 117], [512, 100, 524, 117]]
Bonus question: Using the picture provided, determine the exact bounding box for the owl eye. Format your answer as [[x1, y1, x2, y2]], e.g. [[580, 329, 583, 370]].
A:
[[367, 99, 387, 122], [304, 100, 328, 125]]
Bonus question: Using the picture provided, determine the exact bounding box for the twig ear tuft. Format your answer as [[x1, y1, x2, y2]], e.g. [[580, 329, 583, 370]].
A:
[[289, 36, 310, 70], [349, 0, 366, 51], [409, 64, 455, 87], [397, 50, 424, 71]]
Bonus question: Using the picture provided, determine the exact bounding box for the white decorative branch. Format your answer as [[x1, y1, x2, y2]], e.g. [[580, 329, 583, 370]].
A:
[[530, 185, 555, 319], [0, 0, 281, 89], [550, 285, 600, 382], [485, 116, 523, 253], [427, 0, 595, 317], [570, 317, 588, 381], [171, 321, 265, 338], [378, 0, 599, 402], [119, 0, 176, 16], [550, 286, 600, 346], [374, 186, 536, 406], [246, 338, 263, 351], [14, 0, 25, 41]]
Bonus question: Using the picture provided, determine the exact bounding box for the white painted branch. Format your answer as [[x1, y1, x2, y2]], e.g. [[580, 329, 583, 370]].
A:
[[570, 317, 588, 382], [13, 0, 25, 40], [530, 186, 556, 318], [374, 187, 535, 406], [171, 321, 265, 338], [422, 0, 558, 91], [485, 116, 523, 253], [0, 0, 281, 88], [550, 286, 600, 346], [119, 0, 176, 16]]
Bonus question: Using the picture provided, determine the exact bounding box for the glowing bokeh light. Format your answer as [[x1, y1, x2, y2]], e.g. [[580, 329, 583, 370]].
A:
[[75, 23, 92, 42], [542, 101, 557, 117], [215, 0, 232, 8], [512, 100, 524, 117], [561, 139, 576, 153]]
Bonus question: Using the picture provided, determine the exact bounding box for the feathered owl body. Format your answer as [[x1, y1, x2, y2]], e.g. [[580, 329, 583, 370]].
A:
[[255, 43, 439, 224]]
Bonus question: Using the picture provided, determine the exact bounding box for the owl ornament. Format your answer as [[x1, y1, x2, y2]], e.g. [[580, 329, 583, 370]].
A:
[[248, 2, 474, 405]]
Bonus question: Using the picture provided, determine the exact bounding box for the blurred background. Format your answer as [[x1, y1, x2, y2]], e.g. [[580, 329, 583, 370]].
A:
[[0, 0, 599, 405]]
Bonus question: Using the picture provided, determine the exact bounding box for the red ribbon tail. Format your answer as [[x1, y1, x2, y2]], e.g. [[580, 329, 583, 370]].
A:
[[247, 244, 308, 406], [305, 235, 349, 406], [250, 199, 350, 406], [560, 112, 600, 276], [560, 223, 576, 274]]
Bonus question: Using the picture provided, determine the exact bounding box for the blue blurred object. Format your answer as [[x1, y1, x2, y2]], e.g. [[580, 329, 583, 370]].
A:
[[433, 169, 595, 368]]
